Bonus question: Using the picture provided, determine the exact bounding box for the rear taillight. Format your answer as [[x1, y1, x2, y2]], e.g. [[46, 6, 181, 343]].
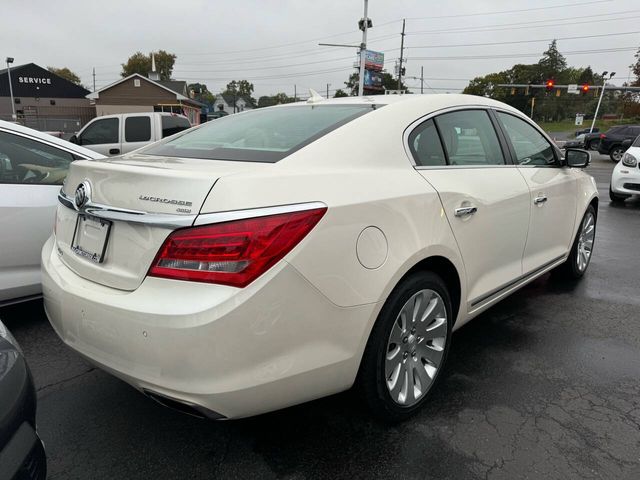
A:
[[599, 134, 606, 139], [148, 207, 326, 287]]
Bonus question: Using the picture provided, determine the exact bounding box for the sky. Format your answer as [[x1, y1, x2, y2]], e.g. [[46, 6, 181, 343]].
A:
[[3, 0, 639, 99]]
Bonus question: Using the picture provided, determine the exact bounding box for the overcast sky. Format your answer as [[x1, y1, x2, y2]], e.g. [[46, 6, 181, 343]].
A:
[[3, 0, 639, 99]]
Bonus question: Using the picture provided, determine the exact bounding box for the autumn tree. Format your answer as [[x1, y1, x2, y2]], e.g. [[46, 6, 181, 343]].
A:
[[47, 67, 82, 85], [121, 50, 176, 80]]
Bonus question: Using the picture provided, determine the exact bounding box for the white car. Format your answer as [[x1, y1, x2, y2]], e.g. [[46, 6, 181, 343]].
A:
[[610, 136, 640, 202], [41, 95, 598, 421], [0, 121, 104, 306]]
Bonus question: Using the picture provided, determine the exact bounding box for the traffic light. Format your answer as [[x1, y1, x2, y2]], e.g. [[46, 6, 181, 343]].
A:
[[581, 84, 590, 95], [545, 79, 555, 92]]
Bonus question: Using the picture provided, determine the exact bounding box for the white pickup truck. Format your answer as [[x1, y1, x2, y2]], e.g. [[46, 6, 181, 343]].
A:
[[70, 112, 192, 156]]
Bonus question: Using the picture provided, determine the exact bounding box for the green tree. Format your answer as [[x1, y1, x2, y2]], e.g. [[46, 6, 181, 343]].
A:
[[188, 83, 215, 105], [224, 80, 256, 105], [47, 66, 82, 86], [121, 50, 176, 80], [257, 93, 294, 108], [630, 46, 640, 87], [333, 89, 349, 98], [538, 40, 567, 81]]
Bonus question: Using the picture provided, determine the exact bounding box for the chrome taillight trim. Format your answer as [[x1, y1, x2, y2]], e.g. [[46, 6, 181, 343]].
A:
[[59, 188, 326, 229]]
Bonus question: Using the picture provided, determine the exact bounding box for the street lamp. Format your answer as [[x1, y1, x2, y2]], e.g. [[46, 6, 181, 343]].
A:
[[5, 57, 16, 122], [590, 71, 616, 134]]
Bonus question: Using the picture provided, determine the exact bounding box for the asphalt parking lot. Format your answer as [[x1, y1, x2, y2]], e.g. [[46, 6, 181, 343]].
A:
[[1, 154, 639, 480]]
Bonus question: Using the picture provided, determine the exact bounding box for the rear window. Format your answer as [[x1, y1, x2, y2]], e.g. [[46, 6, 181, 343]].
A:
[[141, 105, 377, 162], [161, 115, 192, 138], [125, 116, 151, 142]]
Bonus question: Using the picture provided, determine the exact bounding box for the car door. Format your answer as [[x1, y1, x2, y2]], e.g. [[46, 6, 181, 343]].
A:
[[77, 117, 121, 156], [494, 111, 578, 274], [122, 115, 153, 154], [0, 129, 77, 303], [410, 108, 531, 307]]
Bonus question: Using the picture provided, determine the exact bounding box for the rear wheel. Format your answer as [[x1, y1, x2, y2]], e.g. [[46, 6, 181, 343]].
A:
[[586, 140, 599, 151], [358, 271, 453, 422], [610, 146, 625, 162], [557, 206, 596, 279], [609, 186, 630, 203]]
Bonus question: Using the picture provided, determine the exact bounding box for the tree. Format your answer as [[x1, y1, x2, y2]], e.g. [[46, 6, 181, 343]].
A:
[[47, 67, 82, 85], [630, 46, 640, 87], [333, 89, 349, 98], [257, 92, 294, 108], [121, 50, 176, 80], [224, 80, 255, 104], [538, 40, 567, 81], [188, 83, 215, 105]]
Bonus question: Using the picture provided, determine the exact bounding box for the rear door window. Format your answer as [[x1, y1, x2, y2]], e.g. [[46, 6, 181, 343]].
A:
[[161, 116, 192, 138], [142, 105, 378, 162], [408, 119, 447, 166], [434, 110, 505, 165], [125, 116, 151, 142]]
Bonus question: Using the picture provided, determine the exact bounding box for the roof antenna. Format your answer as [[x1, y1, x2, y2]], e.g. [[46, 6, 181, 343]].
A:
[[307, 88, 324, 104]]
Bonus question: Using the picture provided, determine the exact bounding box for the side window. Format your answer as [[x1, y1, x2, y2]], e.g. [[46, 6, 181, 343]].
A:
[[125, 116, 151, 142], [0, 131, 75, 185], [496, 112, 556, 166], [408, 119, 446, 166], [434, 110, 505, 165], [79, 118, 119, 145], [161, 116, 191, 138]]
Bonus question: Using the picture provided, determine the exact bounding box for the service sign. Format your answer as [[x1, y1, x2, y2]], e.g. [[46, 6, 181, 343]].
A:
[[363, 50, 384, 71]]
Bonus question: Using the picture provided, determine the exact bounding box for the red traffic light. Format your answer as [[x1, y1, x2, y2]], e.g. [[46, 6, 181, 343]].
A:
[[545, 79, 555, 92], [581, 84, 590, 95]]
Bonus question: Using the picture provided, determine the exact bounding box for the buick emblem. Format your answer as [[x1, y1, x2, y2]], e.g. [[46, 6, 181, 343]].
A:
[[74, 181, 91, 210]]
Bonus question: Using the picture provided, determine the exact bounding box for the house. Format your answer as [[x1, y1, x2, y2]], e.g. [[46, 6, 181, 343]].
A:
[[213, 93, 255, 114], [0, 62, 94, 131], [86, 74, 204, 125]]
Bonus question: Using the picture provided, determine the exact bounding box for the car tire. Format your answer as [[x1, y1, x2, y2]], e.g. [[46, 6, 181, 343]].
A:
[[609, 185, 630, 203], [610, 146, 625, 162], [556, 205, 596, 279], [358, 271, 453, 422], [587, 140, 599, 151]]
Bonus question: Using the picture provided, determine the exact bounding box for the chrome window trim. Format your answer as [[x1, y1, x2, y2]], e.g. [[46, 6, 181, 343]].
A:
[[194, 201, 327, 226], [59, 189, 326, 229], [403, 105, 511, 170]]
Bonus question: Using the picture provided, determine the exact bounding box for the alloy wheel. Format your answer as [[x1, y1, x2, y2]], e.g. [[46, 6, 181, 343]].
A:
[[611, 148, 624, 162], [576, 212, 595, 272], [384, 289, 448, 407]]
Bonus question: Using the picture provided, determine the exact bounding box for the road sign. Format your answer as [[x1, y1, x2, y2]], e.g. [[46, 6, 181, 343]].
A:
[[567, 84, 579, 94], [575, 114, 584, 126]]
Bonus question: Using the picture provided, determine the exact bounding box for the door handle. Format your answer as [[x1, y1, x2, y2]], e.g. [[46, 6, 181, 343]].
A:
[[534, 195, 548, 205], [454, 206, 477, 217], [109, 148, 120, 155]]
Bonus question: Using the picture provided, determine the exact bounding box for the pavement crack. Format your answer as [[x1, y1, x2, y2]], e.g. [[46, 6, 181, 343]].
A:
[[36, 367, 96, 393]]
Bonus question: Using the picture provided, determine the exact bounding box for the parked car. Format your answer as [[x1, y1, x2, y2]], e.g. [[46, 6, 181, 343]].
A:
[[596, 125, 640, 161], [42, 95, 597, 421], [69, 112, 192, 157], [0, 120, 104, 307], [610, 135, 640, 202], [575, 127, 598, 137], [0, 319, 46, 479], [206, 110, 229, 121]]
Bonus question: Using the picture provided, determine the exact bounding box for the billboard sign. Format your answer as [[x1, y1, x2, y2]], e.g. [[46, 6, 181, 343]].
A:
[[364, 69, 384, 90], [363, 50, 384, 71]]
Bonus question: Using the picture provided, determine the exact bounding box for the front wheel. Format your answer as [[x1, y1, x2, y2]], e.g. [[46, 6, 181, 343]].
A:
[[358, 271, 453, 422], [610, 146, 625, 162], [557, 205, 596, 279]]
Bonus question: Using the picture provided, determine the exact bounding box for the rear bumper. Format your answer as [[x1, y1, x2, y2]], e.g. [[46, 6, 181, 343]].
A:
[[42, 236, 378, 419]]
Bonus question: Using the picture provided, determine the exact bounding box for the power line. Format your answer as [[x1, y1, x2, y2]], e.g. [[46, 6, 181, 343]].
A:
[[406, 30, 640, 50], [411, 46, 638, 61]]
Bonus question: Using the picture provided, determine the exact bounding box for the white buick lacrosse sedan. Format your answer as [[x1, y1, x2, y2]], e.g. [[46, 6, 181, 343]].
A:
[[42, 94, 598, 421]]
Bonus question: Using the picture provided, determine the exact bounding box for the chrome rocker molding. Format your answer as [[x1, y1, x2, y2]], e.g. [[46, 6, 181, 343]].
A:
[[59, 189, 326, 229]]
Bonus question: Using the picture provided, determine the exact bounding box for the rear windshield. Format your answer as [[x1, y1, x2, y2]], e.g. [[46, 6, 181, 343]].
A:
[[140, 105, 377, 162], [161, 115, 192, 138]]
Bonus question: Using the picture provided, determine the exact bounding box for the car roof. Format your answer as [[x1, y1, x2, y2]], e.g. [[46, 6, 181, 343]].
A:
[[0, 120, 105, 159]]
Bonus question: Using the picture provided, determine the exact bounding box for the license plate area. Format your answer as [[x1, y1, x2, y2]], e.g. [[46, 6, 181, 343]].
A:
[[71, 214, 112, 264]]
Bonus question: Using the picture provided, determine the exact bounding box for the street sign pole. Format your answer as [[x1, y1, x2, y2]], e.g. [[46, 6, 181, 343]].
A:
[[590, 82, 608, 134], [357, 0, 368, 97]]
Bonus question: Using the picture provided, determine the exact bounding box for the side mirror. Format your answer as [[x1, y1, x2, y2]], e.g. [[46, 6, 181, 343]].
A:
[[565, 148, 590, 168], [69, 134, 79, 145]]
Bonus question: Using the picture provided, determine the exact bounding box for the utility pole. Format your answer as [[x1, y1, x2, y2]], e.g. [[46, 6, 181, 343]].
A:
[[5, 57, 16, 121], [326, 83, 330, 98], [397, 19, 406, 91], [420, 66, 424, 94], [294, 84, 297, 102], [92, 67, 96, 92], [590, 71, 615, 133], [357, 0, 369, 97], [530, 97, 535, 119]]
